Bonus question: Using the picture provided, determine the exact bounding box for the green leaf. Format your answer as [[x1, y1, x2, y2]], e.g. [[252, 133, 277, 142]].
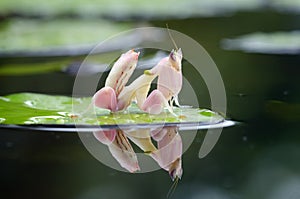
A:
[[0, 0, 263, 19], [222, 31, 300, 54], [0, 62, 66, 76], [0, 19, 132, 52], [0, 93, 224, 126]]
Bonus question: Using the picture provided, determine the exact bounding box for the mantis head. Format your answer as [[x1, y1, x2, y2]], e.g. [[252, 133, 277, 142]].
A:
[[169, 48, 183, 72], [168, 157, 183, 181]]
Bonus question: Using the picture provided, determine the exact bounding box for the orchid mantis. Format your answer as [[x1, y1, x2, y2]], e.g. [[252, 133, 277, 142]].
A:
[[93, 126, 183, 181], [93, 48, 183, 115], [118, 48, 183, 114], [91, 48, 184, 179]]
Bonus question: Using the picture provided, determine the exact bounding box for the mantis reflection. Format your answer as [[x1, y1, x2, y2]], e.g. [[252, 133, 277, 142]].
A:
[[93, 126, 183, 181]]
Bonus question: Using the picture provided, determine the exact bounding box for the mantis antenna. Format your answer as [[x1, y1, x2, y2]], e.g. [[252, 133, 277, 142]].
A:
[[166, 24, 178, 51], [167, 176, 180, 198]]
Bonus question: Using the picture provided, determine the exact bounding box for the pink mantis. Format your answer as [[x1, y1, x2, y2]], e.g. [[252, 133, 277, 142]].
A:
[[93, 126, 183, 181], [91, 48, 184, 181], [92, 48, 183, 114]]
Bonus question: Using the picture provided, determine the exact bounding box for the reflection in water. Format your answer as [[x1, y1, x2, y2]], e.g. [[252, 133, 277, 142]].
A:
[[93, 129, 140, 173], [150, 127, 182, 180], [91, 124, 228, 181], [93, 126, 183, 181]]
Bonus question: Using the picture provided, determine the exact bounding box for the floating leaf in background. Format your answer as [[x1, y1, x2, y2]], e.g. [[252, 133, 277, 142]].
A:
[[0, 93, 224, 127], [270, 0, 300, 14], [0, 51, 123, 75], [221, 31, 300, 54], [0, 61, 68, 76], [0, 19, 132, 52], [0, 0, 263, 19], [0, 50, 168, 76]]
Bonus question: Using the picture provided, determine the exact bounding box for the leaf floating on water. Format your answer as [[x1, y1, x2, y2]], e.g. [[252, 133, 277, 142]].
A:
[[0, 62, 66, 76], [0, 0, 263, 19], [221, 31, 300, 54], [270, 0, 300, 14], [0, 93, 224, 126], [0, 19, 132, 53]]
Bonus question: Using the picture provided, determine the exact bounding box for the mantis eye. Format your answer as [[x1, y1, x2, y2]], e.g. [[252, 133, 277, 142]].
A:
[[170, 50, 177, 61], [169, 169, 176, 180]]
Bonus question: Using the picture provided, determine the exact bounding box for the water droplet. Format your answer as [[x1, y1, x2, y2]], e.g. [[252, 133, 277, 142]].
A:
[[24, 100, 34, 107], [237, 93, 246, 97]]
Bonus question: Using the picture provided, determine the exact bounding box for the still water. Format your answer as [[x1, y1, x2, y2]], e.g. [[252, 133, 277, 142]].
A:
[[1, 11, 299, 199]]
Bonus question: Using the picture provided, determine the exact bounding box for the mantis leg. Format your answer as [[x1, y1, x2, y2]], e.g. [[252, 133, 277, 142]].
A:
[[93, 130, 140, 173], [93, 87, 118, 112], [172, 95, 181, 107], [93, 129, 116, 145], [141, 90, 174, 115]]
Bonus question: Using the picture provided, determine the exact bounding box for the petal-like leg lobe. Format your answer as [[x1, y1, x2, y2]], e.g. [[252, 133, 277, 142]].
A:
[[93, 130, 140, 173], [141, 90, 167, 114], [93, 130, 116, 145], [93, 87, 118, 112]]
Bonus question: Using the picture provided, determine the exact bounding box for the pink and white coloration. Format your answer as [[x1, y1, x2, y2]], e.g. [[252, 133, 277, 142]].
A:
[[118, 48, 183, 114], [91, 48, 184, 177], [93, 129, 140, 173], [93, 127, 183, 178], [142, 48, 183, 114], [91, 50, 140, 172], [124, 127, 183, 181], [93, 49, 140, 112], [150, 127, 183, 181]]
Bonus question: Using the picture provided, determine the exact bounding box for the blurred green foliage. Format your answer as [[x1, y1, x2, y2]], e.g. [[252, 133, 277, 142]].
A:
[[222, 31, 300, 54], [0, 19, 131, 51]]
